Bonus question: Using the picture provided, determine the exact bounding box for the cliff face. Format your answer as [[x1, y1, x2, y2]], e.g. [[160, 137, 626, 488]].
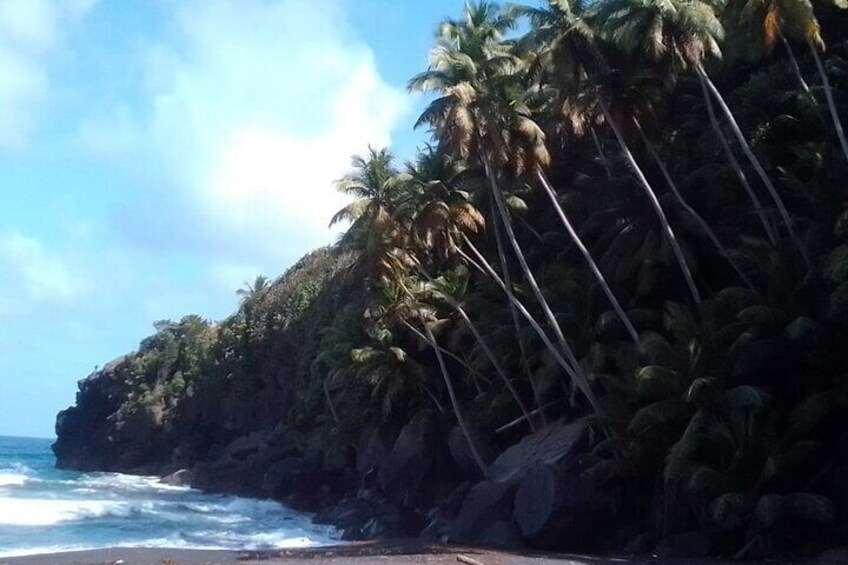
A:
[[54, 248, 363, 479], [53, 246, 610, 549]]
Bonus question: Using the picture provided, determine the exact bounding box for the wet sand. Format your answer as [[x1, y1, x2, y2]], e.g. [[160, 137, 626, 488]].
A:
[[4, 540, 837, 565], [0, 542, 644, 565]]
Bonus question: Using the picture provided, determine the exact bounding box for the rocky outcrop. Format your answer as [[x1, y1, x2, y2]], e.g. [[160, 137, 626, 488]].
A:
[[52, 248, 628, 553], [53, 356, 172, 474]]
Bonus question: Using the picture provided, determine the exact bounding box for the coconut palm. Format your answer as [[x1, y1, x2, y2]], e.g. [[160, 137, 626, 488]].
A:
[[236, 275, 271, 307], [591, 0, 812, 268], [514, 0, 703, 305], [632, 118, 756, 290], [399, 150, 539, 428], [391, 275, 490, 475], [410, 1, 605, 416], [502, 73, 643, 344], [735, 0, 848, 161], [330, 147, 411, 279]]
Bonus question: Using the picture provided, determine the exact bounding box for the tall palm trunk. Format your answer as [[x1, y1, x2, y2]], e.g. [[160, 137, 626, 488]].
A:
[[536, 166, 641, 345], [591, 126, 613, 179], [403, 321, 491, 385], [698, 76, 778, 244], [490, 197, 546, 421], [808, 39, 848, 163], [696, 65, 811, 270], [781, 34, 811, 94], [423, 319, 488, 475], [419, 269, 536, 431], [458, 237, 583, 397], [598, 100, 702, 305], [633, 119, 756, 291], [481, 152, 604, 416]]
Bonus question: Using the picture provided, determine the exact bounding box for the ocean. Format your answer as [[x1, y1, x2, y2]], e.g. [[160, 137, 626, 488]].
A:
[[0, 436, 340, 557]]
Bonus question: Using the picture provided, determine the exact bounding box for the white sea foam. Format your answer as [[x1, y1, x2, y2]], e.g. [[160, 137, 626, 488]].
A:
[[0, 498, 132, 526], [0, 544, 94, 559], [0, 473, 28, 487], [0, 438, 341, 557]]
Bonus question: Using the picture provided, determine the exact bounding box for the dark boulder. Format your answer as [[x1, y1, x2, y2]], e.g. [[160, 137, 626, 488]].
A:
[[262, 456, 317, 499], [314, 496, 413, 541], [444, 480, 518, 544], [479, 521, 525, 550], [192, 456, 263, 495], [488, 419, 588, 483], [222, 432, 265, 461], [448, 424, 495, 479], [356, 425, 393, 478], [655, 531, 712, 559], [513, 464, 613, 549], [160, 468, 193, 487], [378, 412, 439, 507]]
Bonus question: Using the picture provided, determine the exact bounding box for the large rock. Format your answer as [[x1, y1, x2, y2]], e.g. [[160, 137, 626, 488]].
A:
[[192, 456, 263, 495], [479, 521, 524, 550], [222, 432, 265, 461], [160, 468, 193, 487], [488, 419, 588, 483], [513, 464, 612, 549], [378, 412, 439, 507], [53, 357, 174, 473], [444, 480, 517, 543], [262, 457, 312, 499], [655, 531, 712, 559], [448, 425, 495, 479], [356, 426, 392, 478]]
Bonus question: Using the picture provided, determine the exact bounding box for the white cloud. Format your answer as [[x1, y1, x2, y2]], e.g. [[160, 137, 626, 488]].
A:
[[0, 233, 90, 313], [80, 0, 409, 267], [0, 0, 98, 149]]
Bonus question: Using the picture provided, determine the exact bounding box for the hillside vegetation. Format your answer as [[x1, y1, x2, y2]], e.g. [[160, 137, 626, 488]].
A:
[[56, 0, 848, 558]]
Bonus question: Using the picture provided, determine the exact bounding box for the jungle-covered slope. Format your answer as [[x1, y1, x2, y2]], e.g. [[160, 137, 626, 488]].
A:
[[55, 0, 848, 559]]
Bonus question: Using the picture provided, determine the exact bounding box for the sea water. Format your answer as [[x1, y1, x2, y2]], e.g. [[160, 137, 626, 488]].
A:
[[0, 436, 340, 557]]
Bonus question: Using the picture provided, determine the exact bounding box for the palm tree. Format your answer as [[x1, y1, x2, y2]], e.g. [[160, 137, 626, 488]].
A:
[[236, 275, 271, 306], [400, 150, 541, 427], [420, 269, 538, 431], [330, 147, 411, 280], [632, 118, 756, 290], [392, 275, 489, 475], [699, 77, 778, 244], [515, 0, 703, 305], [410, 1, 605, 416], [736, 0, 848, 161], [501, 74, 642, 344], [592, 0, 811, 269]]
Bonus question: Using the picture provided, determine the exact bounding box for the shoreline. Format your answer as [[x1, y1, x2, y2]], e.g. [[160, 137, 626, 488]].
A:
[[0, 542, 656, 565], [3, 541, 846, 564]]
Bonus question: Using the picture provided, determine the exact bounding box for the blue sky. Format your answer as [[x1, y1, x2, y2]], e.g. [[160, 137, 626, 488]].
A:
[[0, 0, 463, 438]]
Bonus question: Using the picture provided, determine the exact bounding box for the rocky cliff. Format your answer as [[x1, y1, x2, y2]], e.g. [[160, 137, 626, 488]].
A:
[[53, 246, 621, 551]]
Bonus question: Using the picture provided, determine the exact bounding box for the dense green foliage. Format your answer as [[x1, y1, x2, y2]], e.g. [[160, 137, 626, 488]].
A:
[[98, 0, 848, 555]]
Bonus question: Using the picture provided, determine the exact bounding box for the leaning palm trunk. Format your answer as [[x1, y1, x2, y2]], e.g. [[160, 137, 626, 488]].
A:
[[481, 152, 605, 416], [458, 237, 582, 392], [419, 269, 536, 431], [698, 76, 778, 244], [423, 318, 488, 475], [490, 197, 546, 421], [781, 34, 811, 94], [808, 39, 848, 163], [696, 65, 811, 270], [633, 119, 756, 291], [536, 166, 641, 345], [598, 100, 702, 305], [591, 126, 613, 179], [403, 320, 492, 386]]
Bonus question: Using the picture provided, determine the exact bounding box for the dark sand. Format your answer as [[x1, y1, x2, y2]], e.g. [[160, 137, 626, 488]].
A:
[[3, 541, 838, 565], [0, 542, 659, 565]]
